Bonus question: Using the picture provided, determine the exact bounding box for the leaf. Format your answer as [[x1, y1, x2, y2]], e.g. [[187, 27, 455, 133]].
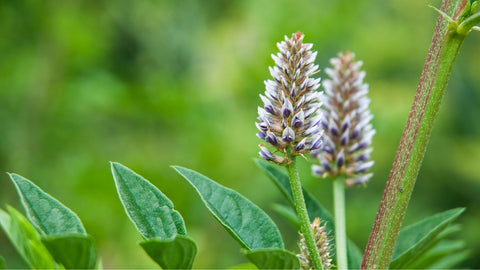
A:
[[255, 159, 362, 268], [0, 256, 5, 269], [390, 208, 465, 269], [140, 234, 197, 269], [9, 173, 86, 236], [173, 166, 284, 250], [408, 240, 466, 269], [228, 263, 257, 269], [242, 248, 300, 269], [0, 206, 57, 269], [41, 233, 97, 269], [347, 238, 363, 270], [111, 162, 186, 240], [428, 250, 470, 269]]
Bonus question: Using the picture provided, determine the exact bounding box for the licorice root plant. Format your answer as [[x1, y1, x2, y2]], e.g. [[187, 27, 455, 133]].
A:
[[1, 0, 479, 269]]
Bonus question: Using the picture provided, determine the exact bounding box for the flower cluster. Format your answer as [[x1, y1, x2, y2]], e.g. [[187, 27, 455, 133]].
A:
[[256, 32, 323, 165], [312, 52, 375, 186], [297, 217, 333, 270]]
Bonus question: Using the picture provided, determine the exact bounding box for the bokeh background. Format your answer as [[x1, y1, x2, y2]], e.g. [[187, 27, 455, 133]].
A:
[[1, 0, 479, 268]]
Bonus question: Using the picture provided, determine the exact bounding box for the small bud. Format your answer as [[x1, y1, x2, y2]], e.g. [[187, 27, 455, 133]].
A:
[[297, 218, 333, 270], [282, 127, 295, 143]]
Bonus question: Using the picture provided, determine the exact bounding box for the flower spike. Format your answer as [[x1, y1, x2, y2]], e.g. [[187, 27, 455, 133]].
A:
[[312, 52, 375, 186], [256, 32, 324, 165]]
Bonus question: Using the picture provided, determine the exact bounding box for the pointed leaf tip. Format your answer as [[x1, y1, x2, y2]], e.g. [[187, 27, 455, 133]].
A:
[[111, 162, 186, 240], [9, 173, 86, 236]]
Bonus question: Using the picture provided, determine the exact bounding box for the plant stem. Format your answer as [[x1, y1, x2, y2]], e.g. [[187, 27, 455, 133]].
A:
[[333, 176, 347, 270], [361, 0, 471, 269], [286, 155, 324, 270]]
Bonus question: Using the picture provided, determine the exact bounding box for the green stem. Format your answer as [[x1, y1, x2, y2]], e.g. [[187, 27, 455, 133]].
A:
[[333, 176, 347, 270], [361, 1, 472, 269], [286, 155, 324, 270]]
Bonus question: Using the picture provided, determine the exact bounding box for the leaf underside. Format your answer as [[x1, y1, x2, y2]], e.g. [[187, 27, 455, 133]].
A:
[[242, 248, 300, 269], [41, 233, 97, 269], [140, 234, 197, 269]]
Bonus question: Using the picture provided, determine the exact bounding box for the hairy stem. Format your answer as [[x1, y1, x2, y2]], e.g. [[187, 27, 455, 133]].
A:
[[286, 155, 324, 270], [333, 176, 347, 270], [361, 0, 472, 269]]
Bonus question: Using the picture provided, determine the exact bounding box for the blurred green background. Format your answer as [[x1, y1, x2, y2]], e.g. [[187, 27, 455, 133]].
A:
[[1, 0, 479, 268]]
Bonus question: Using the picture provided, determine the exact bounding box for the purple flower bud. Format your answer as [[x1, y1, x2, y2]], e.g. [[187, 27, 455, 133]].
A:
[[323, 145, 334, 154], [259, 150, 272, 161], [323, 162, 332, 172], [295, 138, 307, 151], [265, 105, 275, 114], [336, 149, 345, 168], [340, 132, 349, 146], [255, 122, 268, 132], [357, 154, 369, 162], [259, 146, 274, 160], [292, 110, 305, 128], [266, 132, 278, 145], [282, 99, 294, 118], [312, 165, 323, 176], [282, 127, 295, 143], [310, 137, 323, 150], [257, 132, 266, 140], [351, 129, 360, 139], [355, 161, 374, 173]]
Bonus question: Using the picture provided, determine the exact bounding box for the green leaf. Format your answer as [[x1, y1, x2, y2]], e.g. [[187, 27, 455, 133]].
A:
[[228, 263, 257, 269], [408, 240, 466, 269], [41, 233, 97, 269], [0, 206, 57, 269], [242, 248, 300, 269], [428, 250, 470, 269], [390, 208, 465, 269], [173, 166, 284, 250], [9, 173, 86, 235], [140, 234, 197, 269], [0, 255, 5, 269], [111, 162, 186, 240], [255, 159, 362, 268]]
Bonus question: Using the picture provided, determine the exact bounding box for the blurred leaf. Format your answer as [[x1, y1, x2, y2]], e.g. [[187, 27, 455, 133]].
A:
[[140, 235, 197, 269], [0, 206, 57, 269], [255, 159, 362, 268], [9, 173, 86, 235], [271, 204, 299, 228], [408, 240, 466, 269], [390, 208, 465, 269], [241, 248, 300, 269], [173, 166, 284, 249], [41, 233, 97, 269], [347, 238, 363, 270], [0, 256, 4, 269], [111, 162, 186, 240], [428, 250, 470, 269], [228, 263, 257, 269]]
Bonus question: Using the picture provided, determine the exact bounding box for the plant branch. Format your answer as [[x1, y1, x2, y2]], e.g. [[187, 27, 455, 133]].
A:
[[361, 0, 473, 269], [286, 156, 324, 270]]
